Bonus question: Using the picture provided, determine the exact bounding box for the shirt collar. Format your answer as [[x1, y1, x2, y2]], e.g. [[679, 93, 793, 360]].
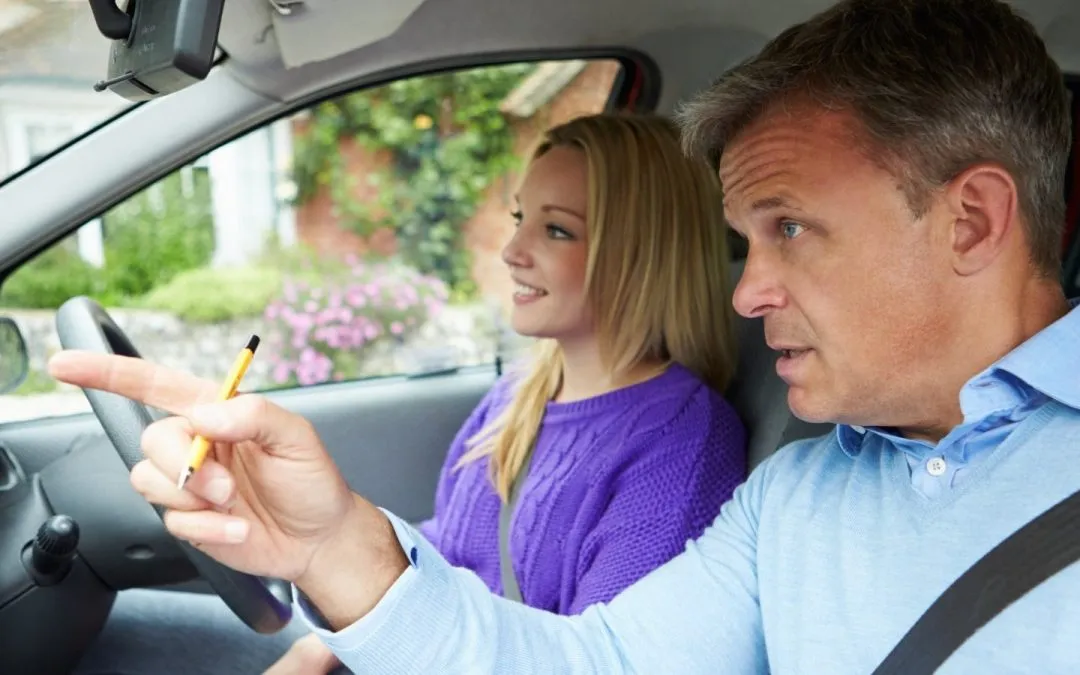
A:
[[837, 297, 1080, 457], [971, 298, 1080, 412]]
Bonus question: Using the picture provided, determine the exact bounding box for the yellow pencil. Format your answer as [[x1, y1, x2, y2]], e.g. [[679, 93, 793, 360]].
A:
[[177, 335, 260, 490]]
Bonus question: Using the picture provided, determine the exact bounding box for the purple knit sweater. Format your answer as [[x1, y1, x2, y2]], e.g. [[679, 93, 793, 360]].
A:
[[417, 362, 746, 615]]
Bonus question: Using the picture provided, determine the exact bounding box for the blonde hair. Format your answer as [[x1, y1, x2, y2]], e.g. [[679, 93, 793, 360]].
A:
[[459, 112, 737, 502]]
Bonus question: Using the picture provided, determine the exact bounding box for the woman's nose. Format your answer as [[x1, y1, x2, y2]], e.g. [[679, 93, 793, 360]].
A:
[[501, 229, 532, 268]]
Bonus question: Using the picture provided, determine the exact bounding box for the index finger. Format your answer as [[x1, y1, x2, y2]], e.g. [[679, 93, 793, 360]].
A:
[[47, 350, 220, 417]]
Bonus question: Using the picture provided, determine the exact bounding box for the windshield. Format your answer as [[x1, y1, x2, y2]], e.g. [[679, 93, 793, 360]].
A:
[[0, 0, 133, 183]]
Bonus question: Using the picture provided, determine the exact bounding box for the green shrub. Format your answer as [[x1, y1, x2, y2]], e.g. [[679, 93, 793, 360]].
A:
[[137, 266, 283, 323], [99, 169, 215, 297], [0, 245, 99, 309], [1, 168, 216, 310], [11, 369, 57, 396]]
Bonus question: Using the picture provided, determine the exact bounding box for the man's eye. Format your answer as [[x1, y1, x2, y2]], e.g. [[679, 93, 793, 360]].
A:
[[780, 220, 806, 239]]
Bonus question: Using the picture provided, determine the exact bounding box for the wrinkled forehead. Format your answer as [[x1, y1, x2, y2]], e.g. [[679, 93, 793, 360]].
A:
[[716, 108, 877, 213]]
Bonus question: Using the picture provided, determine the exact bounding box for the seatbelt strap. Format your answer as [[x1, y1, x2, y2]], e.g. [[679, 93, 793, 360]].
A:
[[871, 487, 1080, 675], [498, 446, 536, 603]]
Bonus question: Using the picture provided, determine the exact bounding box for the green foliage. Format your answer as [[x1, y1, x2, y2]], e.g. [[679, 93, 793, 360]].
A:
[[0, 244, 98, 309], [291, 63, 535, 298], [100, 169, 215, 298], [137, 266, 284, 323], [11, 369, 55, 396], [0, 168, 216, 310]]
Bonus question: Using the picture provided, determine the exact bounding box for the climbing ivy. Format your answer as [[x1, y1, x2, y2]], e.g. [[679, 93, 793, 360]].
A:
[[291, 63, 537, 299]]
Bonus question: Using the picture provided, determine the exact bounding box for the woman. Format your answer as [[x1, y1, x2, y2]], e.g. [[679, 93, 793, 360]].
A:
[[75, 112, 747, 675]]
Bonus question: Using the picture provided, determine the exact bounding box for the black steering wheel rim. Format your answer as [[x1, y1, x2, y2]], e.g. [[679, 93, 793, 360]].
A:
[[55, 295, 292, 634]]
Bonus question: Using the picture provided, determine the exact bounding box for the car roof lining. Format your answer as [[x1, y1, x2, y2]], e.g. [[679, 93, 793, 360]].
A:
[[215, 0, 1080, 113]]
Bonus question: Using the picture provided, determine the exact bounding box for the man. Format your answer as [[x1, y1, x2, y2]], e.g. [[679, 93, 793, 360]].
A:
[[50, 0, 1080, 672]]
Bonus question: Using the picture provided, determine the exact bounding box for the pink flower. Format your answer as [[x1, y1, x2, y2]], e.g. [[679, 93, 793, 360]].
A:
[[345, 286, 366, 308], [272, 362, 292, 383], [390, 321, 404, 336], [289, 313, 313, 333], [264, 303, 280, 320], [305, 300, 319, 313]]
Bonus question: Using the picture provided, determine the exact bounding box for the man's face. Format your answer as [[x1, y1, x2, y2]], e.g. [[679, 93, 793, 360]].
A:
[[720, 107, 959, 430]]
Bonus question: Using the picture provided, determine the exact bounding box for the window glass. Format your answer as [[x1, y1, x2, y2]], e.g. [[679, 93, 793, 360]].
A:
[[0, 1, 134, 182], [0, 58, 624, 421]]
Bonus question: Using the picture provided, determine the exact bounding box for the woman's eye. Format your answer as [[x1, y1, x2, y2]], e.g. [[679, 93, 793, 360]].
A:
[[547, 224, 573, 239], [510, 210, 523, 227], [780, 220, 806, 240]]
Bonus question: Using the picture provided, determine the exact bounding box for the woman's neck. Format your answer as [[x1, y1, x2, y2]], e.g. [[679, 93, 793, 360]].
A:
[[553, 339, 669, 403]]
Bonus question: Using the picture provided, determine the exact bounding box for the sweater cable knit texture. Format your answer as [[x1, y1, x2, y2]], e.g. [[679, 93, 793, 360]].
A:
[[418, 362, 747, 614]]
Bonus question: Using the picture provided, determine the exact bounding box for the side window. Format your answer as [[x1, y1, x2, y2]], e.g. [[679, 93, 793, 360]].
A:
[[0, 58, 624, 420]]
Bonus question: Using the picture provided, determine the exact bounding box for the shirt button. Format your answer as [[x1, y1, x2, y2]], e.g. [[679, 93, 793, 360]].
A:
[[926, 457, 947, 476], [851, 425, 866, 434]]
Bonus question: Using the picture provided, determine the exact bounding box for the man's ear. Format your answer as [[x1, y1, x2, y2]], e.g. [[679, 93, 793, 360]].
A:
[[943, 163, 1019, 276]]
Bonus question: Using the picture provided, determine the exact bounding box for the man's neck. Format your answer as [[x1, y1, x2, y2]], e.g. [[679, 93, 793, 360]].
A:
[[896, 278, 1069, 443]]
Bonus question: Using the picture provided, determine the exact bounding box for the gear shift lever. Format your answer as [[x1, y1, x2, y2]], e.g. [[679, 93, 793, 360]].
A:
[[23, 515, 80, 586]]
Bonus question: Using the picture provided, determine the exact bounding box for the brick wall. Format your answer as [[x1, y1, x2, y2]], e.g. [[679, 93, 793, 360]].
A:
[[292, 59, 621, 309], [291, 119, 398, 258]]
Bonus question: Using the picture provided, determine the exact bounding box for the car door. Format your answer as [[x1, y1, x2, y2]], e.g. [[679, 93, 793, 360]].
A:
[[0, 56, 635, 552]]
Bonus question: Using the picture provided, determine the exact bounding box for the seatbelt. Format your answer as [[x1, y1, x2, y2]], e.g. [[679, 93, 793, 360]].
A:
[[871, 487, 1080, 675], [498, 446, 537, 603]]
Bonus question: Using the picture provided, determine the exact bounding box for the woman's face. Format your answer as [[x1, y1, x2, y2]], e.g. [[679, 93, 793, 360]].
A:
[[501, 145, 592, 342]]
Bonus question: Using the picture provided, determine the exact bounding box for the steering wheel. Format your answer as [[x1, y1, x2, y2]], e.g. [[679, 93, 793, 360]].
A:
[[55, 296, 292, 634]]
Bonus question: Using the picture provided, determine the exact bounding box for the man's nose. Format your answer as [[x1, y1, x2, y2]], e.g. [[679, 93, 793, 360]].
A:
[[732, 248, 786, 318]]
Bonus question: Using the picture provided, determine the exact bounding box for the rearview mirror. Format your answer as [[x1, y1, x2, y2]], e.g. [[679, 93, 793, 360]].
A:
[[0, 318, 28, 395], [89, 0, 225, 101]]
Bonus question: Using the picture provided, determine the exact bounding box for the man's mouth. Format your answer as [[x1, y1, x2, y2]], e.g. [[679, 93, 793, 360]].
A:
[[780, 348, 810, 359]]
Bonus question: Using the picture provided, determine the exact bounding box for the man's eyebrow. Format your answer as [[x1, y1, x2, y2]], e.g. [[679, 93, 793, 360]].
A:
[[751, 196, 795, 212]]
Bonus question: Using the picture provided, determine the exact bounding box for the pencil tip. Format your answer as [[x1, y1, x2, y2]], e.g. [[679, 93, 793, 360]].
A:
[[177, 469, 191, 491], [246, 335, 260, 353]]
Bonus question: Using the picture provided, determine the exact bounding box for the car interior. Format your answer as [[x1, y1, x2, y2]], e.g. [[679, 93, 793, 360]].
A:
[[1, 0, 1079, 672]]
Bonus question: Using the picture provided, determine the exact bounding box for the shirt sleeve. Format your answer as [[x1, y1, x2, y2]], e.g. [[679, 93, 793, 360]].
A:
[[293, 463, 769, 674]]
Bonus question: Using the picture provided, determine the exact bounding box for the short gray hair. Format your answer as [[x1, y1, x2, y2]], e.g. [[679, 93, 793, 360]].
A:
[[677, 0, 1071, 275]]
